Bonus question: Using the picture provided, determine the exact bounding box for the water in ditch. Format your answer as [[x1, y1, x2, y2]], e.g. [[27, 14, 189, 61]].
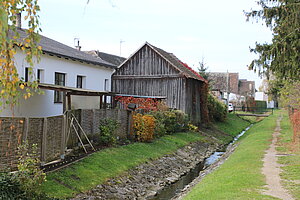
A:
[[149, 124, 253, 200]]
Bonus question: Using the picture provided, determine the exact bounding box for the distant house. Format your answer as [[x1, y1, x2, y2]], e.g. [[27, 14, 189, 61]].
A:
[[1, 28, 117, 117], [112, 42, 208, 124], [208, 72, 239, 101], [238, 79, 256, 97], [208, 73, 256, 98]]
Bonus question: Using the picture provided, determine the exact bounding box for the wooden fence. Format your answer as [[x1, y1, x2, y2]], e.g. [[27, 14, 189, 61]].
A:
[[0, 109, 131, 171]]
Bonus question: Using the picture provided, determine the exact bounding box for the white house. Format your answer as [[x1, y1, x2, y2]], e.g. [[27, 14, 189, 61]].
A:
[[1, 28, 117, 117]]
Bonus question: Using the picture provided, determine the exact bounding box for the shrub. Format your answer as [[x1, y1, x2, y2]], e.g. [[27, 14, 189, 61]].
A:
[[188, 123, 199, 132], [99, 118, 120, 146], [151, 109, 189, 136], [133, 113, 156, 142], [16, 143, 46, 199], [207, 94, 227, 122], [0, 172, 25, 199], [0, 143, 50, 200]]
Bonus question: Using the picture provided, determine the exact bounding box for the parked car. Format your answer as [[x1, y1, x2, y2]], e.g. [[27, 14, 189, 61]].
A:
[[228, 103, 234, 112]]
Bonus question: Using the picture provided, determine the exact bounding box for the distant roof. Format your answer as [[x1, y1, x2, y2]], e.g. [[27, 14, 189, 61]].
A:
[[146, 43, 207, 82], [14, 28, 116, 69], [86, 50, 126, 66]]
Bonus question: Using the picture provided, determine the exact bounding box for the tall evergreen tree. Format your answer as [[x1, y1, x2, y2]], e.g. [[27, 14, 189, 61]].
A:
[[245, 0, 300, 81], [198, 58, 209, 80]]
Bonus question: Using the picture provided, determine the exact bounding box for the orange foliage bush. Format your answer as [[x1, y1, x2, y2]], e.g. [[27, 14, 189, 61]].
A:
[[132, 113, 155, 142]]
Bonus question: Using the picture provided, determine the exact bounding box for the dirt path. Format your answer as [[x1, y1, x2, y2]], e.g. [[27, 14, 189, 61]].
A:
[[261, 116, 294, 200]]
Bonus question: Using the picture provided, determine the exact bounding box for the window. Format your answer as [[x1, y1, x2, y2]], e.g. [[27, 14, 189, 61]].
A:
[[37, 69, 44, 83], [24, 67, 29, 82], [77, 75, 83, 88], [54, 72, 65, 103], [104, 79, 109, 91]]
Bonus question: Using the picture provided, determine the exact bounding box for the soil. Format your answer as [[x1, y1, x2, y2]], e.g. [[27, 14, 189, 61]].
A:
[[261, 116, 294, 200]]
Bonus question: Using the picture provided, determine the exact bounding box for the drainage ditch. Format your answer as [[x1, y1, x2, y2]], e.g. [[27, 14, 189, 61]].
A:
[[149, 124, 253, 200]]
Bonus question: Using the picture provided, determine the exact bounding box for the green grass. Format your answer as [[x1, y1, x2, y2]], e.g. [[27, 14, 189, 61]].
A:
[[42, 132, 206, 198], [42, 114, 251, 199], [214, 113, 251, 138], [184, 112, 280, 200], [277, 110, 300, 199]]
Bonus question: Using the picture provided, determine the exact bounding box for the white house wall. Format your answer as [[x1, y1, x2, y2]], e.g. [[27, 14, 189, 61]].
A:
[[1, 50, 113, 117]]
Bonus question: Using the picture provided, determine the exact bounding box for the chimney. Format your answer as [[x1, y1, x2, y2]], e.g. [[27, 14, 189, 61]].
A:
[[74, 38, 81, 51], [16, 13, 22, 28]]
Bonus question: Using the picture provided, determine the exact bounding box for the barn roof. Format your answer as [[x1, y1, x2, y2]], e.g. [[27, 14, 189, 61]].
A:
[[147, 43, 207, 82], [14, 28, 116, 69]]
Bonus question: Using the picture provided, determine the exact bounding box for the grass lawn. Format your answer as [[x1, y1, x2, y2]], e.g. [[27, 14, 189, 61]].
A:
[[213, 113, 252, 140], [184, 111, 281, 200], [42, 132, 207, 198], [41, 114, 251, 199], [277, 110, 300, 199]]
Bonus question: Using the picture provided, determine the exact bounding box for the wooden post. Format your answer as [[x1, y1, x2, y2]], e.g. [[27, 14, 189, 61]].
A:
[[22, 117, 29, 142], [103, 95, 107, 109], [112, 95, 117, 108], [63, 92, 66, 113], [67, 93, 71, 111], [60, 115, 66, 160], [127, 111, 134, 141], [100, 95, 103, 109], [41, 117, 47, 166]]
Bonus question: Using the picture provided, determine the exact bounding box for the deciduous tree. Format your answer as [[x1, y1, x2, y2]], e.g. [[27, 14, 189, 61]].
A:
[[0, 0, 42, 110]]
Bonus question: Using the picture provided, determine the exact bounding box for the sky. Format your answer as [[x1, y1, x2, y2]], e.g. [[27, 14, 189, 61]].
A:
[[36, 0, 272, 89]]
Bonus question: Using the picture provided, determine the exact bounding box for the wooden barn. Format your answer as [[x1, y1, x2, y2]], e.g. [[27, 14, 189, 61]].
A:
[[112, 42, 208, 124]]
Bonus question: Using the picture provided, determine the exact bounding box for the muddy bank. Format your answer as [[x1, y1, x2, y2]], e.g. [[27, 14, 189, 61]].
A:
[[71, 139, 222, 200]]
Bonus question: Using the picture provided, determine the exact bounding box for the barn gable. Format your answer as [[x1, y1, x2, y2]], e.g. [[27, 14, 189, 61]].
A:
[[114, 42, 206, 83], [114, 43, 181, 77]]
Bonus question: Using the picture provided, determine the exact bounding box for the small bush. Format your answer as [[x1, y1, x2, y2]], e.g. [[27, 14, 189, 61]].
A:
[[0, 172, 25, 199], [0, 143, 49, 200], [151, 109, 189, 136], [99, 118, 120, 146], [207, 94, 227, 122], [133, 113, 156, 142], [17, 143, 46, 199], [188, 123, 199, 132]]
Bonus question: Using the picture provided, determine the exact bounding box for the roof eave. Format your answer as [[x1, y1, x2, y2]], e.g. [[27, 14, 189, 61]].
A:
[[42, 50, 117, 69]]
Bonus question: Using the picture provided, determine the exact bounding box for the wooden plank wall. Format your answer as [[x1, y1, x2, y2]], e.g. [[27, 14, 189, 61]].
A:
[[185, 79, 202, 124], [112, 44, 203, 124]]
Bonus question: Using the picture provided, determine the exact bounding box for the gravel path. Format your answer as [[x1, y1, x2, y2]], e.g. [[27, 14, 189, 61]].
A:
[[261, 116, 294, 200]]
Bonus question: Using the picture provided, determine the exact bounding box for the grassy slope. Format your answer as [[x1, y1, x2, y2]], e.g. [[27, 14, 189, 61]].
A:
[[277, 110, 300, 199], [42, 114, 251, 199], [211, 113, 252, 145], [215, 113, 251, 137], [184, 112, 280, 200], [42, 132, 206, 198]]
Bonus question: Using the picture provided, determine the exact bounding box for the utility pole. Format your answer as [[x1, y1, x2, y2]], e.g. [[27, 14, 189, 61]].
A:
[[120, 39, 125, 56]]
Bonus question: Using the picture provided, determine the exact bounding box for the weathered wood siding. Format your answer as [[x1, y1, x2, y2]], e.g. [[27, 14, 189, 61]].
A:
[[114, 45, 179, 76], [185, 79, 202, 124], [112, 45, 187, 112], [112, 44, 204, 124]]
